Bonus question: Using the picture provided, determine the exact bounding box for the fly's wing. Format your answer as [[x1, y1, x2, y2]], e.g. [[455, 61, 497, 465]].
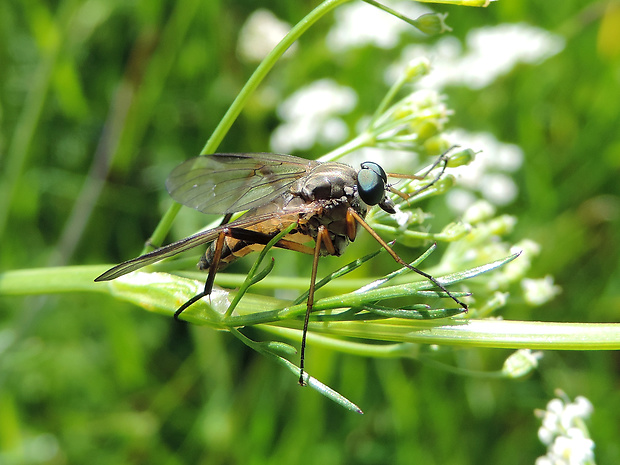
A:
[[166, 153, 318, 214], [94, 205, 318, 281]]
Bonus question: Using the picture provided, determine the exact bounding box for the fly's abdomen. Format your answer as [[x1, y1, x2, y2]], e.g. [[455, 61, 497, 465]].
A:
[[198, 236, 263, 271], [197, 207, 313, 271]]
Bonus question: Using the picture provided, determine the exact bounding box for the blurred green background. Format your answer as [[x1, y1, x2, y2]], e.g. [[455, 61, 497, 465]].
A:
[[1, 0, 620, 463]]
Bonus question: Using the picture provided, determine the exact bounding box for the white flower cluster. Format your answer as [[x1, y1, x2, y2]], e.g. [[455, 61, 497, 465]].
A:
[[270, 79, 357, 153], [387, 23, 565, 90], [535, 393, 595, 465]]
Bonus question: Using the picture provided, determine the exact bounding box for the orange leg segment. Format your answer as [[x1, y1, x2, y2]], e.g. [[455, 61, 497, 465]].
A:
[[298, 225, 335, 385]]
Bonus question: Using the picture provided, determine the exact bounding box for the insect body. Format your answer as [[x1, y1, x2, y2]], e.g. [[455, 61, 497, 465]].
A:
[[199, 161, 365, 269], [96, 152, 467, 384]]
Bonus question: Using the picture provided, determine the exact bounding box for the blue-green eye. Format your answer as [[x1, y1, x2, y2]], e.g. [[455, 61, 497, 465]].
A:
[[357, 162, 387, 206]]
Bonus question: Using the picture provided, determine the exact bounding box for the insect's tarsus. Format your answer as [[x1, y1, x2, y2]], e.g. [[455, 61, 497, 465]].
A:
[[174, 291, 209, 320]]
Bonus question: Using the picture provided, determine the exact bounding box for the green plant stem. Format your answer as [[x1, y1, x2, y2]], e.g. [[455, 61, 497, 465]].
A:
[[369, 223, 460, 242], [368, 66, 410, 127], [361, 0, 423, 31], [414, 0, 490, 5], [297, 319, 620, 350], [146, 0, 350, 253], [4, 266, 620, 350], [0, 266, 106, 295], [262, 325, 423, 358]]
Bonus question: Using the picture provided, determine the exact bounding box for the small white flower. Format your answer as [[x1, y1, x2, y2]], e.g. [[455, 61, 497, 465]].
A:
[[446, 188, 477, 214], [542, 410, 561, 432], [547, 398, 565, 416], [521, 275, 562, 306], [573, 397, 594, 418], [550, 433, 595, 464], [514, 239, 542, 257], [277, 79, 357, 121], [500, 239, 541, 283], [393, 207, 412, 228], [462, 199, 495, 224], [538, 425, 555, 446], [535, 457, 554, 465], [440, 130, 524, 210], [479, 172, 518, 206], [319, 117, 349, 146]]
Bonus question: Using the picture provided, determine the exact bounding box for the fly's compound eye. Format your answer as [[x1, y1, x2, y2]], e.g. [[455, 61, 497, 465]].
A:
[[358, 162, 388, 206]]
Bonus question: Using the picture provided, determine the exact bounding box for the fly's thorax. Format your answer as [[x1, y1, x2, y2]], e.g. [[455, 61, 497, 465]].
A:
[[292, 162, 358, 202]]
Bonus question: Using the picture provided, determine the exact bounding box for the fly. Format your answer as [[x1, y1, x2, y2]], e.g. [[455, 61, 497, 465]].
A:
[[95, 152, 468, 384]]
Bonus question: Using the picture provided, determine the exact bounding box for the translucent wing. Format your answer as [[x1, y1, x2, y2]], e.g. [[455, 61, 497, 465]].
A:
[[95, 208, 314, 281], [166, 153, 318, 214]]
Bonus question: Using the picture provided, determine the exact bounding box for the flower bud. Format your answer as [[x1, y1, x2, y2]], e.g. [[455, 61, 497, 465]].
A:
[[502, 349, 543, 378], [446, 148, 476, 167], [440, 221, 471, 240], [423, 136, 451, 155], [411, 13, 452, 36], [411, 121, 439, 142], [404, 57, 431, 81]]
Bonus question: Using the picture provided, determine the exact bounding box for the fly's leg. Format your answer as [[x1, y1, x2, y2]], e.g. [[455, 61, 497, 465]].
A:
[[299, 225, 334, 386], [347, 207, 468, 311], [173, 229, 227, 320], [219, 213, 233, 226], [174, 227, 314, 321]]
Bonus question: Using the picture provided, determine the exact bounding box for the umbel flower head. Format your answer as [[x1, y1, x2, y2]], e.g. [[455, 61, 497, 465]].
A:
[[535, 391, 595, 465]]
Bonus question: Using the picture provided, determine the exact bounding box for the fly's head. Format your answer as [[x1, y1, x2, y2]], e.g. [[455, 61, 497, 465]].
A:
[[357, 162, 396, 214]]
